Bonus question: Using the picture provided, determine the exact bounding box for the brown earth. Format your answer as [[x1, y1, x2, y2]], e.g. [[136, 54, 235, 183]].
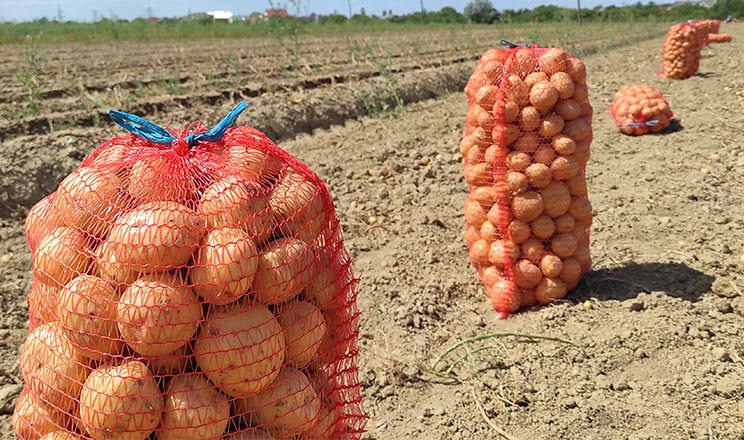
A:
[[1, 22, 744, 440]]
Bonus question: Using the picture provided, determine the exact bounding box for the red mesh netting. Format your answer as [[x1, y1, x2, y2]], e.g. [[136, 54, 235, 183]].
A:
[[660, 22, 706, 79], [16, 117, 368, 439], [608, 84, 674, 136], [461, 45, 593, 319], [707, 33, 733, 44], [692, 19, 721, 45]]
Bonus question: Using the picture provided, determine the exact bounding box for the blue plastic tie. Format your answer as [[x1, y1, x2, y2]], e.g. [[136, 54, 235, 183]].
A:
[[621, 119, 659, 129], [109, 101, 249, 147], [499, 39, 533, 49]]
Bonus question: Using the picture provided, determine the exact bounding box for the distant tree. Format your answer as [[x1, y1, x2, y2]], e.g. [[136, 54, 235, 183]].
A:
[[464, 0, 499, 24], [320, 13, 347, 24], [713, 0, 744, 18]]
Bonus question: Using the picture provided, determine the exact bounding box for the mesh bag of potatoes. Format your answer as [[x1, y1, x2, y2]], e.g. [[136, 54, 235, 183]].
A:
[[461, 42, 593, 319], [14, 102, 368, 440], [608, 84, 674, 136], [660, 22, 706, 79], [707, 33, 733, 44]]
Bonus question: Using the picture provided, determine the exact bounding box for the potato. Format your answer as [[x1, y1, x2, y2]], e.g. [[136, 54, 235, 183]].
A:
[[55, 166, 128, 237], [551, 233, 578, 258], [538, 48, 567, 76], [94, 240, 139, 289], [486, 279, 521, 315], [127, 155, 198, 203], [530, 215, 555, 239], [560, 257, 583, 288], [87, 139, 137, 177], [253, 238, 316, 305], [305, 249, 346, 310], [194, 301, 285, 397], [507, 219, 531, 244], [464, 196, 488, 227], [190, 228, 259, 305], [58, 275, 125, 361], [198, 176, 274, 245], [25, 194, 63, 256], [511, 191, 544, 222], [145, 341, 193, 376], [79, 360, 162, 440], [28, 281, 59, 326], [535, 277, 568, 304], [241, 367, 321, 438], [505, 170, 528, 195], [540, 253, 564, 278], [480, 220, 499, 242], [305, 402, 339, 440], [488, 239, 520, 268], [20, 322, 90, 413], [470, 239, 490, 267], [514, 259, 543, 289], [106, 201, 203, 273], [465, 225, 481, 248], [13, 391, 68, 440], [470, 185, 498, 207], [117, 273, 202, 356], [524, 163, 552, 189], [311, 308, 358, 369], [518, 106, 540, 132], [33, 227, 93, 289], [13, 391, 77, 440], [223, 130, 283, 184], [276, 300, 326, 368], [514, 48, 538, 77], [158, 374, 230, 440], [521, 237, 545, 264], [270, 170, 328, 244], [529, 81, 559, 113], [541, 181, 572, 218], [555, 99, 582, 121]]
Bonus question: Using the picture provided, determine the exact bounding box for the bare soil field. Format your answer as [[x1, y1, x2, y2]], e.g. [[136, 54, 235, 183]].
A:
[[1, 22, 743, 440]]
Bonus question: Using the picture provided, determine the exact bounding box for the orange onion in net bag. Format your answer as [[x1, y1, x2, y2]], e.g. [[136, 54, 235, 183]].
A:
[[609, 84, 674, 136], [15, 102, 368, 439], [462, 41, 592, 319], [660, 22, 706, 79]]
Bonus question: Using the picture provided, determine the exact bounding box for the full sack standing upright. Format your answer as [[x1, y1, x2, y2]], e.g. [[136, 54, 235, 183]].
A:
[[660, 22, 706, 79], [460, 44, 593, 319], [14, 102, 368, 440]]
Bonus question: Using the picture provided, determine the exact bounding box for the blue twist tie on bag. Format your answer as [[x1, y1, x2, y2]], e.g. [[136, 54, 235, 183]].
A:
[[498, 39, 534, 49], [109, 101, 249, 152], [620, 119, 659, 129]]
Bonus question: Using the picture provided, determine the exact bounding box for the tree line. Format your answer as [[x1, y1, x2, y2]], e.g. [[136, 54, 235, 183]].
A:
[[326, 0, 742, 24]]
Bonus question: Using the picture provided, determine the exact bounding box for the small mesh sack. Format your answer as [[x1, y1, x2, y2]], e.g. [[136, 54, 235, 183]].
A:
[[707, 33, 733, 44], [660, 22, 706, 79], [461, 43, 593, 319], [609, 84, 674, 136], [15, 102, 368, 439]]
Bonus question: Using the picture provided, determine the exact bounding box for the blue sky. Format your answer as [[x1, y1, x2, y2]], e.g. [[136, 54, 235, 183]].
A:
[[1, 0, 659, 23]]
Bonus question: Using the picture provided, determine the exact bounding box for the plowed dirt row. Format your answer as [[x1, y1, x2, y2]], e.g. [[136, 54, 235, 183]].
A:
[[0, 22, 742, 440]]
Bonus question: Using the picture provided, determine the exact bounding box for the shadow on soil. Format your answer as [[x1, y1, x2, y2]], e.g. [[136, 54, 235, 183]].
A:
[[573, 261, 714, 302]]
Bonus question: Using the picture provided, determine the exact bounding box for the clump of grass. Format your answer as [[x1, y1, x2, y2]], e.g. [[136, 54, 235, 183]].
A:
[[429, 332, 575, 379], [362, 47, 403, 118], [268, 0, 305, 70], [17, 32, 47, 116]]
